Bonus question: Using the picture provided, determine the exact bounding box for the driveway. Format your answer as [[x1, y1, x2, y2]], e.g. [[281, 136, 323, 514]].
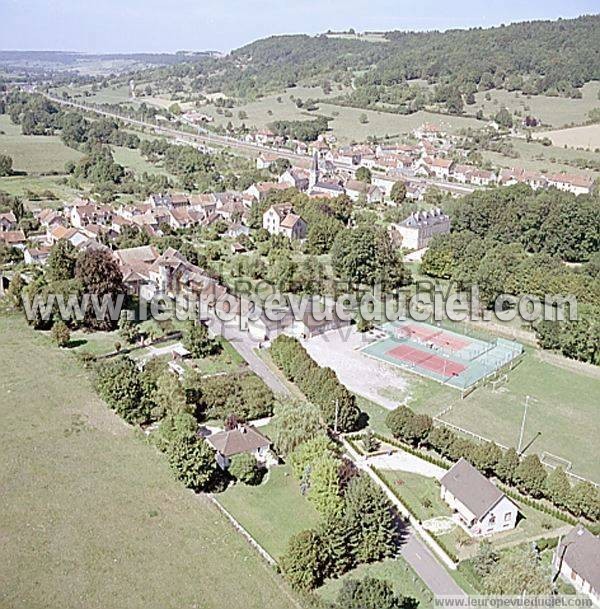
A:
[[366, 451, 446, 480], [400, 531, 466, 598], [208, 320, 291, 397]]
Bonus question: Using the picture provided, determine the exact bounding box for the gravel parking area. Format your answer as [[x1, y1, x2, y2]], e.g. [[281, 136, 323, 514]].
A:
[[302, 327, 410, 410]]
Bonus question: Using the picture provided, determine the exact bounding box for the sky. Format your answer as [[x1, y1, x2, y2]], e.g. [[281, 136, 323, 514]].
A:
[[0, 0, 597, 54]]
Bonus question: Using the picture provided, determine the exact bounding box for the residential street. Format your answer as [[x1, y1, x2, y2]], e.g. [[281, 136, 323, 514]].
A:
[[209, 320, 292, 397]]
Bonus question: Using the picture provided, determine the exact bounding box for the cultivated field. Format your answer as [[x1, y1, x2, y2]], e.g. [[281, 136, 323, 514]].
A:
[[0, 114, 82, 174], [0, 313, 303, 609], [533, 124, 600, 151], [471, 82, 600, 128]]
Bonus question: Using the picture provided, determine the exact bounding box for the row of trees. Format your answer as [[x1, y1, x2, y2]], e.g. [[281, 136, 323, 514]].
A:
[[270, 403, 398, 590], [270, 335, 362, 432], [386, 406, 600, 522]]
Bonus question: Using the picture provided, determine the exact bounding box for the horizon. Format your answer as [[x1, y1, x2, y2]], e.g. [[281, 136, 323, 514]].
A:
[[0, 1, 597, 55]]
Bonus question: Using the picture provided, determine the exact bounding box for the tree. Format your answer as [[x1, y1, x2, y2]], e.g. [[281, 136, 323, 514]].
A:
[[270, 400, 324, 456], [182, 321, 220, 358], [494, 107, 513, 129], [484, 546, 553, 594], [514, 454, 547, 498], [5, 273, 25, 309], [0, 154, 13, 176], [229, 453, 262, 485], [75, 248, 125, 330], [471, 441, 502, 476], [386, 406, 432, 446], [495, 447, 520, 483], [51, 321, 70, 347], [390, 181, 407, 205], [336, 577, 410, 609], [164, 431, 218, 492], [359, 113, 369, 124], [289, 434, 339, 480], [472, 540, 499, 578], [332, 225, 410, 291], [118, 312, 140, 344], [344, 474, 396, 563], [95, 357, 149, 423], [568, 481, 600, 521], [152, 369, 191, 419], [355, 166, 372, 183], [47, 240, 77, 282], [544, 467, 572, 510], [280, 529, 325, 590], [307, 453, 344, 518]]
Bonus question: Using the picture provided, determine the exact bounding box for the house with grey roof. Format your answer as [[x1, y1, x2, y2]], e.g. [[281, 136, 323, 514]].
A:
[[206, 425, 273, 470], [554, 525, 600, 605], [440, 458, 519, 536]]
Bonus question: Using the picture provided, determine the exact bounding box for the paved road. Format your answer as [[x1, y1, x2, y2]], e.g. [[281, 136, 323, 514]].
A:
[[400, 530, 466, 598], [208, 320, 292, 397]]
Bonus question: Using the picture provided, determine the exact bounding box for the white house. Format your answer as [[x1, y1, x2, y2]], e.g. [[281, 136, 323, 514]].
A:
[[554, 525, 600, 606], [344, 179, 384, 204], [393, 208, 450, 250], [546, 173, 594, 196], [206, 425, 273, 470], [279, 168, 310, 191], [262, 204, 307, 240], [440, 458, 519, 537]]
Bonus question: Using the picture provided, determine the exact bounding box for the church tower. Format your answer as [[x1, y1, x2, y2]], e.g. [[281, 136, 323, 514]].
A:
[[309, 150, 319, 190]]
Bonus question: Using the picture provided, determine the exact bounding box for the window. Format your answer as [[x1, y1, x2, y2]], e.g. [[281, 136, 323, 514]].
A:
[[489, 514, 496, 525], [504, 512, 512, 522]]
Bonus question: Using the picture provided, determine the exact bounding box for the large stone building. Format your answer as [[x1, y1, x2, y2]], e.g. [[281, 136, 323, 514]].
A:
[[393, 208, 450, 250]]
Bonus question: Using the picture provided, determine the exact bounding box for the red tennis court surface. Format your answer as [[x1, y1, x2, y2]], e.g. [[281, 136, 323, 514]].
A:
[[397, 323, 471, 352], [387, 344, 467, 377]]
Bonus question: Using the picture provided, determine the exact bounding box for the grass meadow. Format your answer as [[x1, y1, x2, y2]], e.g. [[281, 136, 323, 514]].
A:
[[471, 82, 600, 128], [0, 313, 303, 609], [0, 114, 83, 174]]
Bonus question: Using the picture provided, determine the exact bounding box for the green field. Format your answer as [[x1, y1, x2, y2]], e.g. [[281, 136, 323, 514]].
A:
[[0, 115, 83, 174], [111, 145, 175, 178], [0, 313, 302, 609], [483, 137, 600, 179], [317, 557, 433, 607], [192, 86, 484, 144], [438, 353, 600, 484], [533, 124, 600, 151], [358, 345, 600, 485], [0, 174, 79, 208], [471, 82, 600, 128], [217, 465, 321, 560]]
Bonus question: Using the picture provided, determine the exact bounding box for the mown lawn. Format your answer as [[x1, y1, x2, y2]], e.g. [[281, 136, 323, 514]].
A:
[[0, 313, 303, 609], [439, 353, 600, 484], [379, 470, 451, 522], [317, 557, 434, 608], [217, 464, 321, 560]]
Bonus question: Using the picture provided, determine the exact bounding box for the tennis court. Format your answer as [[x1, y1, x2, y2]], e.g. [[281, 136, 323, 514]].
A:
[[361, 320, 523, 391]]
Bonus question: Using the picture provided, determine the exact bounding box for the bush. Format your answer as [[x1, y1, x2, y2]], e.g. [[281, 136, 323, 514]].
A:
[[229, 453, 262, 485], [51, 321, 71, 347]]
